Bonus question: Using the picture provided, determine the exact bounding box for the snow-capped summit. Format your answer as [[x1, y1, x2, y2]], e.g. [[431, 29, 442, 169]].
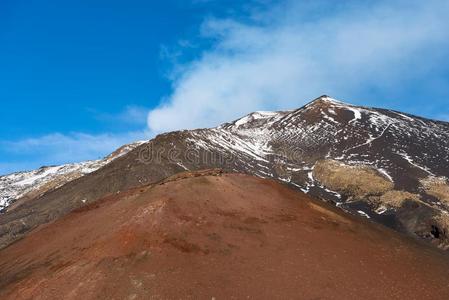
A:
[[2, 96, 449, 251]]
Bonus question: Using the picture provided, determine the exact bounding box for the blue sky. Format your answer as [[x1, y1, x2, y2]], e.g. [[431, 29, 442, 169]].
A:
[[1, 0, 449, 174]]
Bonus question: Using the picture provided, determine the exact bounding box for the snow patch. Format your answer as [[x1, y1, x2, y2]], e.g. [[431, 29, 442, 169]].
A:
[[397, 151, 434, 175], [357, 210, 371, 219], [375, 206, 388, 215], [377, 168, 394, 182], [347, 107, 362, 124]]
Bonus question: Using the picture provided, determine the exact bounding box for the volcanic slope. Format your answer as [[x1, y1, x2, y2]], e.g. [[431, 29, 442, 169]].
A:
[[1, 170, 448, 300], [2, 95, 449, 249]]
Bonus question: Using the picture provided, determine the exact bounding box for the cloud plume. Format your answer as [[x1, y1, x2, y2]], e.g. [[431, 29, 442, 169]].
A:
[[148, 0, 449, 133]]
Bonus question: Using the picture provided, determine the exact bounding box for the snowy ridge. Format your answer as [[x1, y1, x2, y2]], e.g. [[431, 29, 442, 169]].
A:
[[2, 95, 449, 250], [175, 96, 449, 223], [212, 96, 449, 183], [0, 141, 145, 210]]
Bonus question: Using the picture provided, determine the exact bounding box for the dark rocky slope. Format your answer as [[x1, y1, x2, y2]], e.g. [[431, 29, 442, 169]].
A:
[[1, 96, 449, 250]]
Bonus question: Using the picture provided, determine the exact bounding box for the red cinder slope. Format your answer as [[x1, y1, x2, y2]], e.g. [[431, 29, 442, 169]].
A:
[[0, 170, 448, 299]]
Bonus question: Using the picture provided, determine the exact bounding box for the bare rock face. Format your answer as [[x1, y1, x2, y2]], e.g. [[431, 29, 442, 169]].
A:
[[1, 95, 449, 249], [1, 172, 449, 299]]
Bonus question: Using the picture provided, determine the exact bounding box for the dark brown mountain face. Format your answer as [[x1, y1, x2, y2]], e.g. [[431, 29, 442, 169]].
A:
[[1, 96, 449, 250], [1, 171, 449, 299]]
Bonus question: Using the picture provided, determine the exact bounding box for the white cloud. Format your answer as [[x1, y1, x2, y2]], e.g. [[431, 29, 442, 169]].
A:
[[0, 104, 153, 175], [147, 0, 449, 133], [0, 131, 148, 174], [4, 0, 449, 175]]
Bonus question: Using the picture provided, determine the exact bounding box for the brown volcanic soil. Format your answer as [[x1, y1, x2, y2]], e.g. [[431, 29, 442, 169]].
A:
[[1, 170, 449, 300]]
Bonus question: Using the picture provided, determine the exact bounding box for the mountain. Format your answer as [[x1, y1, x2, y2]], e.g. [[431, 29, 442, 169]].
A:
[[0, 141, 145, 212], [1, 96, 449, 251], [1, 170, 449, 299]]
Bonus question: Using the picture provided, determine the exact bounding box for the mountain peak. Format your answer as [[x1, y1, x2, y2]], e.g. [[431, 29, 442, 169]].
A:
[[307, 95, 348, 107]]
